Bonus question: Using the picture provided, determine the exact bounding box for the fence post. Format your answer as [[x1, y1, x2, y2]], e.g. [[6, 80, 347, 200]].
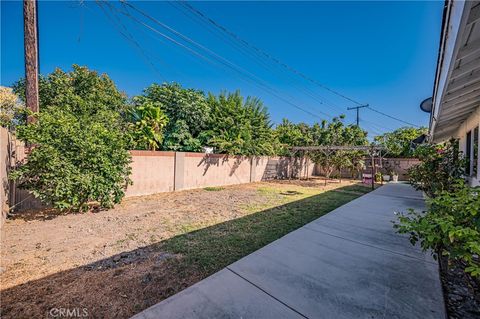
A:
[[249, 156, 256, 182], [288, 157, 292, 180], [174, 152, 185, 191]]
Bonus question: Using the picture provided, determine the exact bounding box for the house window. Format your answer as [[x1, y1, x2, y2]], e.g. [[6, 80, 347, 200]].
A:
[[466, 130, 471, 175], [474, 126, 479, 177]]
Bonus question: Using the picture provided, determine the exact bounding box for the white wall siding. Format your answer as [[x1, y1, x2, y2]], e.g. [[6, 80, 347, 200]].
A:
[[455, 106, 480, 186]]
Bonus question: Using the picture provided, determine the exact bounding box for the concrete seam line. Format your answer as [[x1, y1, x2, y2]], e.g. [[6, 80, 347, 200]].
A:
[[226, 267, 310, 319], [302, 226, 438, 266]]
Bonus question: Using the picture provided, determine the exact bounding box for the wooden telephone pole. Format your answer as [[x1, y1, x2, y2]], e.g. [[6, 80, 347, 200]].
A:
[[347, 104, 368, 127], [23, 0, 39, 122]]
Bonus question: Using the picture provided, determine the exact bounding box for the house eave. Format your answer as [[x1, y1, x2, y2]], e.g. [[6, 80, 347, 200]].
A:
[[430, 1, 480, 143]]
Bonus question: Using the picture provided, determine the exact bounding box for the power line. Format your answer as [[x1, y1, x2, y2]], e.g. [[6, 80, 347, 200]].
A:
[[103, 1, 413, 134], [114, 1, 334, 120], [167, 1, 288, 81], [171, 1, 399, 137], [170, 1, 347, 112], [104, 1, 378, 139], [94, 1, 167, 81], [178, 1, 418, 129], [179, 1, 363, 106], [365, 106, 420, 128], [359, 117, 391, 133], [168, 1, 349, 118], [359, 117, 384, 137]]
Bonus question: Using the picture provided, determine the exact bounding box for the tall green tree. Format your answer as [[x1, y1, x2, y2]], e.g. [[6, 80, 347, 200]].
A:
[[126, 96, 168, 151], [308, 116, 368, 178], [205, 91, 276, 155], [142, 83, 210, 152], [309, 115, 368, 146], [274, 119, 313, 156], [374, 126, 427, 157], [11, 65, 131, 211]]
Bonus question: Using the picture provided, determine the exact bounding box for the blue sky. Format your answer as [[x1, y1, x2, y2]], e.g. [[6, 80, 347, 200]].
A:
[[1, 1, 443, 137]]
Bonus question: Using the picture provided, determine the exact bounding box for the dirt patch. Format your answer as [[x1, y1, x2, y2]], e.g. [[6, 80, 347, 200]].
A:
[[1, 179, 368, 318]]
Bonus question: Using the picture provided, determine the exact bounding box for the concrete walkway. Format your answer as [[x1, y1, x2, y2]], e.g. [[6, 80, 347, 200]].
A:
[[132, 183, 446, 319]]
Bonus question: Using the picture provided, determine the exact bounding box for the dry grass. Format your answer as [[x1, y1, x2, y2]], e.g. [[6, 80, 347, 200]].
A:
[[1, 178, 370, 318]]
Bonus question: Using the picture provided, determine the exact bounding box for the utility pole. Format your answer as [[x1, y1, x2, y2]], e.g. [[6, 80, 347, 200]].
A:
[[347, 104, 368, 127], [23, 0, 39, 122]]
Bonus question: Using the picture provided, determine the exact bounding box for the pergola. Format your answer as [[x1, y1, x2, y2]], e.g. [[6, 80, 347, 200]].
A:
[[290, 145, 387, 189]]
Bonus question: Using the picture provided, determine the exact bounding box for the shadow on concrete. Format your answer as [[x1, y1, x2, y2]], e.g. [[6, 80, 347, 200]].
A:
[[0, 184, 370, 319]]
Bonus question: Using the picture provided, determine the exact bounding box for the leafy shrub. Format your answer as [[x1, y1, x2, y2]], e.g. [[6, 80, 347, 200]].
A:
[[374, 126, 427, 157], [408, 139, 465, 197], [126, 96, 168, 151], [204, 91, 277, 155], [274, 119, 314, 156], [142, 83, 210, 152], [395, 181, 480, 277], [11, 65, 131, 211]]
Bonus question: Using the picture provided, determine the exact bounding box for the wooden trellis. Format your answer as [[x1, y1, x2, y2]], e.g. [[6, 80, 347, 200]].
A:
[[290, 145, 387, 190]]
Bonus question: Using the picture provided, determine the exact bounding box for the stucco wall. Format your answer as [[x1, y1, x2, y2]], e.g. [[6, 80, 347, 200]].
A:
[[259, 157, 315, 180], [379, 158, 420, 180], [6, 149, 321, 211], [127, 153, 311, 195], [182, 153, 252, 190], [125, 151, 175, 197], [455, 106, 480, 187], [4, 144, 424, 213], [251, 156, 269, 182], [315, 157, 420, 181]]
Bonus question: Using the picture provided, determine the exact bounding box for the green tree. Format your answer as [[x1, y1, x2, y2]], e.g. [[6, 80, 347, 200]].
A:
[[374, 126, 427, 157], [205, 91, 276, 155], [11, 65, 131, 211], [0, 86, 25, 128], [274, 119, 313, 156], [142, 83, 210, 152], [126, 96, 168, 151], [309, 115, 368, 146], [309, 116, 368, 178]]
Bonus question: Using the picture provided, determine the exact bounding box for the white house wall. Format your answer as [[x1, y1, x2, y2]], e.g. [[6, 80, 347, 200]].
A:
[[456, 106, 480, 186]]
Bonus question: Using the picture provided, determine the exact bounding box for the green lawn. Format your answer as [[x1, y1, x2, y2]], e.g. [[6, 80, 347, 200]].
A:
[[161, 183, 371, 275]]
